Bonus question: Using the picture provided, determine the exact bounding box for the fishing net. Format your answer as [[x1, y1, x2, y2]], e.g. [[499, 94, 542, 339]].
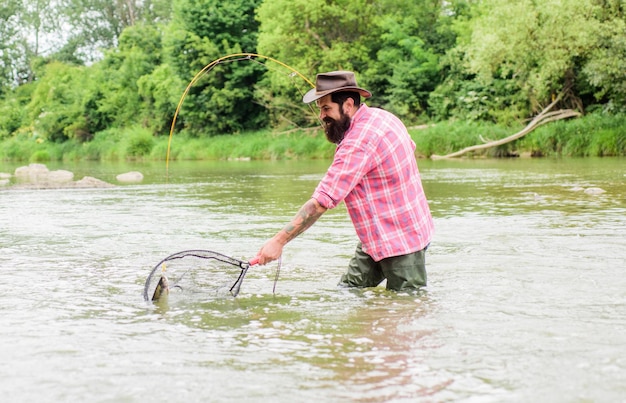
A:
[[143, 250, 259, 302]]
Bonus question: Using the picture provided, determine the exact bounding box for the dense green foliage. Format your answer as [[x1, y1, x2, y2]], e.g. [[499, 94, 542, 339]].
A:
[[1, 113, 623, 162], [167, 0, 267, 135], [0, 0, 624, 161]]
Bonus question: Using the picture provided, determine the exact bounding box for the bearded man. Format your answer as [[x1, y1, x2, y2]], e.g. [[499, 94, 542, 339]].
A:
[[255, 71, 434, 291]]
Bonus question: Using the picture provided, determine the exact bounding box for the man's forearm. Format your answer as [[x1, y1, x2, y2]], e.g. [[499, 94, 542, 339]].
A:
[[276, 198, 327, 244]]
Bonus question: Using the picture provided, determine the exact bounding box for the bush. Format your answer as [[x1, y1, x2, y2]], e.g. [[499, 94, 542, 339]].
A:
[[123, 127, 155, 159], [29, 150, 51, 162], [79, 129, 122, 160], [0, 98, 26, 140]]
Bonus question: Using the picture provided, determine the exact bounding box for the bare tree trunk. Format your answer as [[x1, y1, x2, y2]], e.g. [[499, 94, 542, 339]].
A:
[[123, 0, 136, 26]]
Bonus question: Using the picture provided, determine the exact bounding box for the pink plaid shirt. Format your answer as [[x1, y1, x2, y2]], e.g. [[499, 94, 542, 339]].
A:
[[312, 104, 434, 261]]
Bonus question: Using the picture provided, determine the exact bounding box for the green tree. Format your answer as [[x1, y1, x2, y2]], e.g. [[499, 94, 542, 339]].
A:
[[0, 85, 31, 139], [0, 0, 64, 90], [451, 0, 624, 119], [58, 0, 172, 63], [256, 0, 381, 127], [257, 0, 376, 76], [137, 64, 185, 135], [20, 22, 168, 143], [165, 0, 266, 136], [97, 23, 163, 127], [257, 0, 455, 125], [361, 0, 453, 123], [25, 61, 90, 142], [581, 1, 626, 112], [0, 0, 23, 94]]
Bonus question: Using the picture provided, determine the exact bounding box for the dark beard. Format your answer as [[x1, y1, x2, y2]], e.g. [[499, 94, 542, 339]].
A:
[[323, 112, 351, 144]]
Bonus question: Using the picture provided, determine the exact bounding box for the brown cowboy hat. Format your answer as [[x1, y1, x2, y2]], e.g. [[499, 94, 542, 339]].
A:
[[302, 71, 372, 104]]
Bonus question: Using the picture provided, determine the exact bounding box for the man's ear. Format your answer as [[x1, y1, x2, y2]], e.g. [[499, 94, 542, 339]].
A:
[[342, 97, 355, 115]]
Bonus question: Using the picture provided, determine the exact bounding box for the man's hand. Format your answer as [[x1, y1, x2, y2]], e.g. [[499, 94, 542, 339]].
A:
[[255, 198, 327, 265], [256, 237, 284, 265]]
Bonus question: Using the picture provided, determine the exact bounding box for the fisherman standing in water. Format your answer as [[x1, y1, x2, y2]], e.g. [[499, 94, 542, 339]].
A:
[[256, 71, 434, 291]]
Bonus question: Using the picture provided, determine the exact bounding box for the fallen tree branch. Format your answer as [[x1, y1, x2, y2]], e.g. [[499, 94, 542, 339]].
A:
[[431, 95, 581, 160]]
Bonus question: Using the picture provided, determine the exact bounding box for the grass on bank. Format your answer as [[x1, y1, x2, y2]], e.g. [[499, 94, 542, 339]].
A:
[[414, 113, 626, 158], [0, 113, 624, 162]]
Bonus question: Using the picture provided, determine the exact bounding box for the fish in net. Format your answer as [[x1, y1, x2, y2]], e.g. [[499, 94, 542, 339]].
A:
[[143, 250, 259, 302]]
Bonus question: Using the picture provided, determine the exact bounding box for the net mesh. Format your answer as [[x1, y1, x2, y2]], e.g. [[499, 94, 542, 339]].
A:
[[143, 250, 253, 302]]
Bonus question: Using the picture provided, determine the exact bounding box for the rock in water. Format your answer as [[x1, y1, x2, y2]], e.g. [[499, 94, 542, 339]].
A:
[[116, 171, 144, 183], [75, 176, 115, 188], [48, 170, 74, 182], [15, 163, 49, 183]]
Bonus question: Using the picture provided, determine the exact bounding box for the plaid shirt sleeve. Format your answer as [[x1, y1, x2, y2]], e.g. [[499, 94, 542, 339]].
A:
[[312, 105, 434, 261]]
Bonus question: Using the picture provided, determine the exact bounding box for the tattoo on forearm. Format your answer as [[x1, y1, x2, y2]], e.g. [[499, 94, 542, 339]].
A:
[[282, 201, 324, 242]]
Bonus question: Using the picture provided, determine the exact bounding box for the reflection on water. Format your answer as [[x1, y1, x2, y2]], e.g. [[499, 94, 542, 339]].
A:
[[1, 158, 624, 402]]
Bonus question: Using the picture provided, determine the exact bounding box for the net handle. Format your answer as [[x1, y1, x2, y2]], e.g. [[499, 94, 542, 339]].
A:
[[230, 257, 259, 297]]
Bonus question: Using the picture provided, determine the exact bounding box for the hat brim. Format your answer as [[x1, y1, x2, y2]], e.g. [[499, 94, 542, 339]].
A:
[[302, 87, 372, 104]]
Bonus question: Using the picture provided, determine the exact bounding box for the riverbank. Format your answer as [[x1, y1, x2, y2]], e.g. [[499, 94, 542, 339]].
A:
[[1, 112, 624, 162]]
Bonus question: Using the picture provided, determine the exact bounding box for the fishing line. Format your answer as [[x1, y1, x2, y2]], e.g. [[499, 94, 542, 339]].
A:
[[153, 54, 314, 301], [243, 57, 321, 125], [273, 255, 282, 294], [166, 52, 316, 171]]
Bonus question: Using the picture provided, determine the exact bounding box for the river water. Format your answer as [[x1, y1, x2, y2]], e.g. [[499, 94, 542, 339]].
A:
[[1, 158, 624, 402]]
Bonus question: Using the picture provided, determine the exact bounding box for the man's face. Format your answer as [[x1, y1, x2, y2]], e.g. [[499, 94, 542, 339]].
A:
[[316, 95, 351, 144]]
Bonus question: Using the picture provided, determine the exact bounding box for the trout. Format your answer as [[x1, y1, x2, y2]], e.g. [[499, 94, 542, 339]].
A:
[[151, 274, 169, 301]]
